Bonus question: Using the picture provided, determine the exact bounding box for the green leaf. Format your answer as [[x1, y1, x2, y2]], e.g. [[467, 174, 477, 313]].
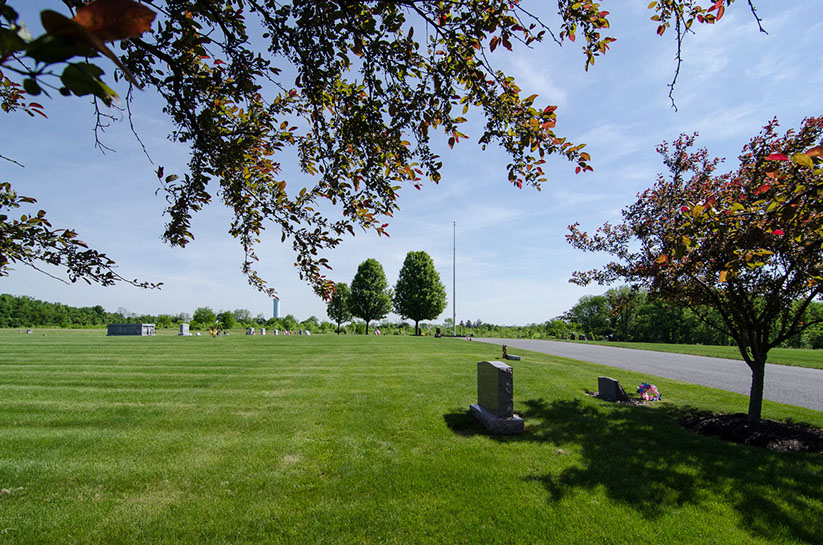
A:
[[60, 62, 117, 105], [0, 27, 27, 56], [26, 34, 97, 64], [791, 152, 814, 168], [22, 78, 41, 95]]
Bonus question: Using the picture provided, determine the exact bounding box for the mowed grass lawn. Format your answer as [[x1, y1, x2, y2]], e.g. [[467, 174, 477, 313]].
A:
[[1, 330, 822, 544], [594, 341, 823, 370]]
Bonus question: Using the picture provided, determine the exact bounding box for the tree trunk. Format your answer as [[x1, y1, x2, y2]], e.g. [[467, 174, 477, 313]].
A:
[[336, 321, 341, 334], [415, 320, 420, 336], [747, 358, 766, 424], [365, 320, 370, 335]]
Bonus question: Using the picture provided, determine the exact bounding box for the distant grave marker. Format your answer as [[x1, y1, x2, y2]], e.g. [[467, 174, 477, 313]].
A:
[[179, 323, 192, 336], [501, 344, 521, 361], [107, 324, 156, 336]]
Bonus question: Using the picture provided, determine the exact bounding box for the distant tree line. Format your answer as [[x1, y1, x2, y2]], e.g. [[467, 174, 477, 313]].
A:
[[0, 294, 162, 328], [0, 294, 336, 333], [9, 285, 821, 348], [559, 286, 823, 349], [434, 287, 823, 350]]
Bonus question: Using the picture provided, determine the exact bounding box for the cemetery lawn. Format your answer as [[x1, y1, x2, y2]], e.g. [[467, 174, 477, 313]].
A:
[[595, 341, 823, 370], [1, 330, 822, 545]]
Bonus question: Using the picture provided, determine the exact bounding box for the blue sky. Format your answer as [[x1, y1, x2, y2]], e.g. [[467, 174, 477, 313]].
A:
[[3, 2, 822, 325]]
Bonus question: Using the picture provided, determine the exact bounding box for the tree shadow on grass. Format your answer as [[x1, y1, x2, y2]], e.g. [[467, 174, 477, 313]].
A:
[[442, 409, 484, 437], [514, 398, 823, 544]]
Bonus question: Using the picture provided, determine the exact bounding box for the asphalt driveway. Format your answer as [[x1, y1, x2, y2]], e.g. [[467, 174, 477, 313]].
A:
[[475, 338, 823, 413]]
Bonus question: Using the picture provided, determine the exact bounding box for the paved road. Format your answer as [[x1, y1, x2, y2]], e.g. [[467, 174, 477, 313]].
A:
[[475, 338, 823, 413]]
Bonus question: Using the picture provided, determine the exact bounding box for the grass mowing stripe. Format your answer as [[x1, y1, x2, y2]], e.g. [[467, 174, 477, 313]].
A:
[[0, 330, 821, 544]]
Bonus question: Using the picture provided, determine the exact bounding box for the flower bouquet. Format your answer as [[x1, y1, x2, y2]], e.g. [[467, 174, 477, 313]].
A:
[[637, 382, 661, 401]]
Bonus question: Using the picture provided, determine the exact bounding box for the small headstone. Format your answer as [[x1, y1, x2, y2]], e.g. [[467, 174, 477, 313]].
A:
[[598, 376, 629, 402], [501, 344, 521, 361], [470, 361, 524, 435], [273, 329, 279, 335], [196, 332, 201, 336], [247, 327, 255, 335], [261, 328, 266, 335], [26, 328, 33, 334], [305, 330, 311, 336], [179, 323, 192, 336]]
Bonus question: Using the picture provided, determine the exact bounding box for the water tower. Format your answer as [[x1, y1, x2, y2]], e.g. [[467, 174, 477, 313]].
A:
[[272, 296, 280, 318]]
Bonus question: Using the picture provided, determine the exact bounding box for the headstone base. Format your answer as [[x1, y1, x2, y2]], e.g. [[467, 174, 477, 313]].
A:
[[503, 354, 521, 361], [470, 403, 524, 435]]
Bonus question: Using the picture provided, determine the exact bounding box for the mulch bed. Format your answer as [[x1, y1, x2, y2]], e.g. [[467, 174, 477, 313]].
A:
[[587, 390, 823, 453], [683, 412, 823, 454]]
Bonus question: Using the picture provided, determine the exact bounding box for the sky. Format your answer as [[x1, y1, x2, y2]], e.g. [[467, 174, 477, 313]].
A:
[[3, 2, 822, 325]]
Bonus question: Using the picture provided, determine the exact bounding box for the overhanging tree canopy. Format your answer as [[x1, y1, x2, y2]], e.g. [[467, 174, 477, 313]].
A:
[[1, 0, 765, 296]]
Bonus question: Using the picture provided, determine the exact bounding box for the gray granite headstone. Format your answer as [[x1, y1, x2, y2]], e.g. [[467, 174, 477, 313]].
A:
[[247, 327, 255, 335], [179, 323, 192, 336], [598, 376, 629, 402], [261, 328, 266, 335], [470, 361, 524, 435], [26, 328, 33, 334], [107, 324, 155, 336]]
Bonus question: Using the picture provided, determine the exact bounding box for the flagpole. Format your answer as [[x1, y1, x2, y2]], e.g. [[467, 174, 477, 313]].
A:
[[453, 221, 456, 337]]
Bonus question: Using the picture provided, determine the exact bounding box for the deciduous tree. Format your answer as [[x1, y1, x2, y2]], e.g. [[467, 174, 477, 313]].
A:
[[567, 117, 823, 423], [192, 306, 216, 327], [349, 258, 391, 335], [216, 310, 236, 330], [564, 294, 610, 338], [393, 250, 446, 336], [326, 281, 352, 335]]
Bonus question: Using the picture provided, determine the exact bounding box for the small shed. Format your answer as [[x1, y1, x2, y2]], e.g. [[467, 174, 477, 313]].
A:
[[107, 324, 156, 336]]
